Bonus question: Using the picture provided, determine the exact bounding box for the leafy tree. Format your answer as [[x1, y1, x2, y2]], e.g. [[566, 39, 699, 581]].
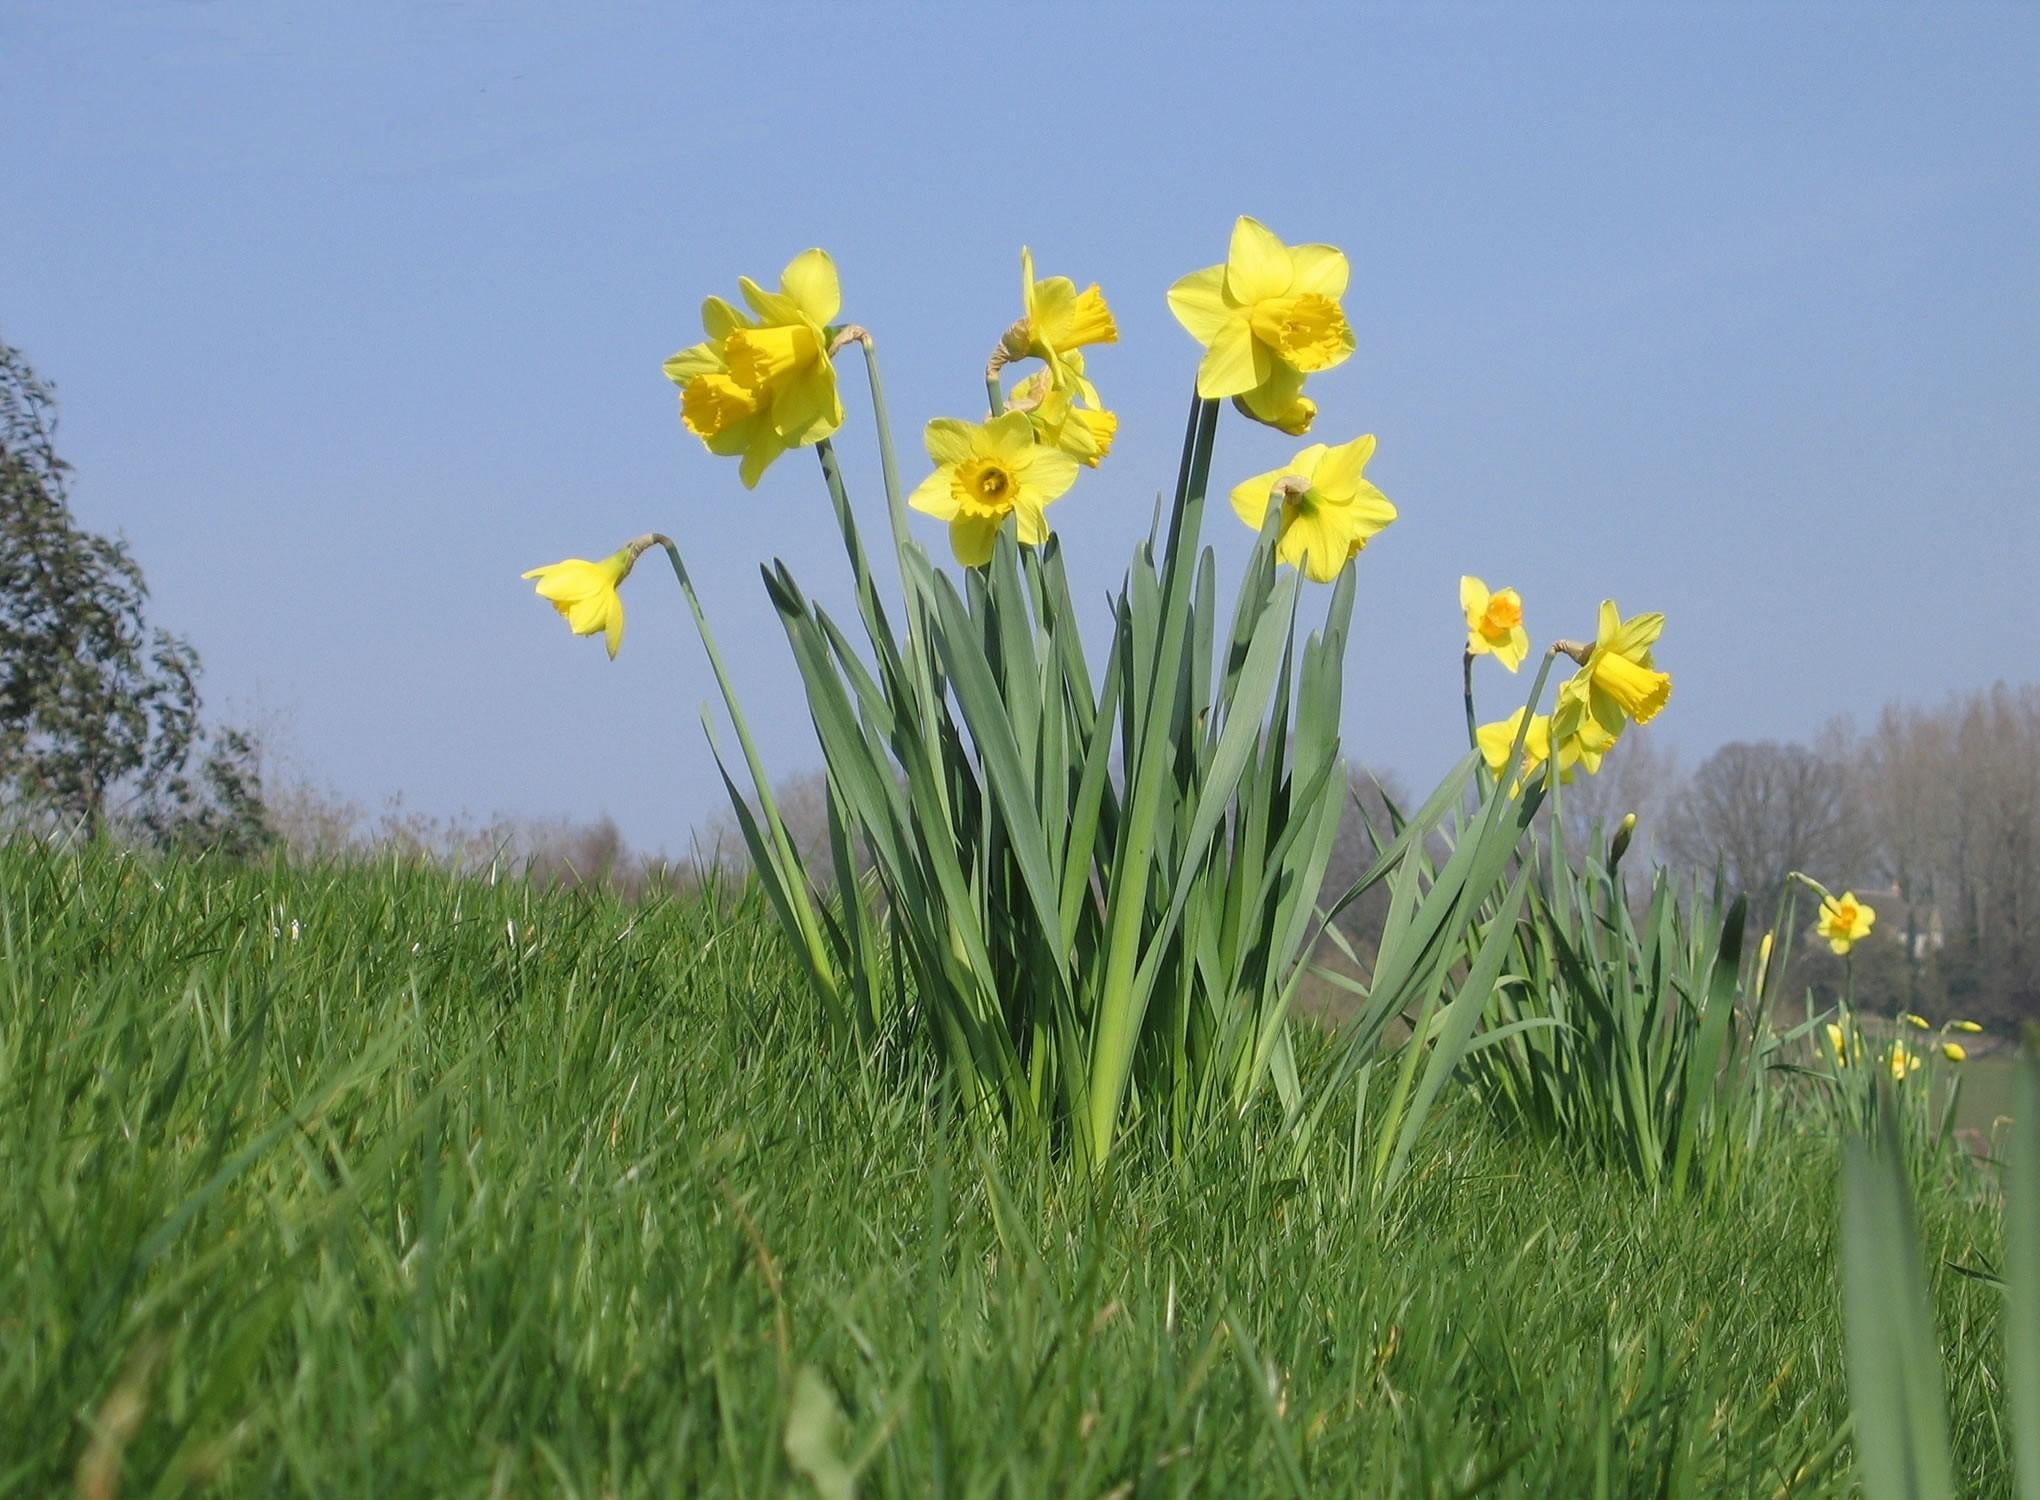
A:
[[0, 337, 269, 851]]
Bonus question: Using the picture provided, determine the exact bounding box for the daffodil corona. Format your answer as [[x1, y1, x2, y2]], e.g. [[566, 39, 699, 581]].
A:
[[908, 412, 1080, 567], [1168, 217, 1355, 434], [1229, 435, 1396, 583], [1461, 576, 1530, 671], [663, 249, 846, 488], [521, 544, 646, 660], [1816, 892, 1876, 955]]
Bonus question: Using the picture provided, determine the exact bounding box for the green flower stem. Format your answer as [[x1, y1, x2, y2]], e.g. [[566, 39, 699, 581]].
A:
[[984, 372, 1004, 420], [1462, 649, 1479, 751], [651, 535, 840, 1014]]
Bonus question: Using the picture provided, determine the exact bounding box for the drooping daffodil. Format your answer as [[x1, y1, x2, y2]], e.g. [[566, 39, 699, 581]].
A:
[[1889, 1041, 1921, 1081], [1168, 216, 1355, 435], [1942, 1042, 1968, 1063], [1229, 435, 1395, 583], [1010, 247, 1117, 369], [1816, 891, 1876, 955], [908, 412, 1079, 567], [1461, 576, 1530, 671], [1005, 353, 1118, 468], [522, 543, 647, 660], [662, 249, 845, 488], [1554, 600, 1673, 742]]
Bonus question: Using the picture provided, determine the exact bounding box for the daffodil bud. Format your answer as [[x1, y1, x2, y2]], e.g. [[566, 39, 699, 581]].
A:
[[1609, 812, 1637, 869]]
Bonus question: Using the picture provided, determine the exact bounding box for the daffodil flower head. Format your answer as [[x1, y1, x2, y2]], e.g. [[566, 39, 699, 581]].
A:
[[1169, 217, 1355, 435], [1554, 600, 1672, 745], [1229, 435, 1395, 584], [908, 412, 1080, 567], [1942, 1042, 1967, 1063], [662, 249, 846, 488], [1825, 1022, 1851, 1068], [1815, 891, 1875, 955], [1888, 1041, 1921, 1081], [1012, 247, 1117, 369], [522, 544, 644, 660], [1006, 354, 1119, 469], [1476, 708, 1552, 795], [1952, 1020, 1984, 1034], [1460, 577, 1530, 672]]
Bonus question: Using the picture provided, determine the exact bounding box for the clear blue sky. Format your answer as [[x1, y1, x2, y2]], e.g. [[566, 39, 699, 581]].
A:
[[5, 3, 2036, 855]]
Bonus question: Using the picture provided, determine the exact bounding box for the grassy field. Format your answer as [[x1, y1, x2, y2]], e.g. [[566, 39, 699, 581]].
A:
[[0, 842, 2016, 1496]]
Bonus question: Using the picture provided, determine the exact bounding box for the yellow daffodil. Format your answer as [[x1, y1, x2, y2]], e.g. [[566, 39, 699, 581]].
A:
[[1460, 577, 1530, 671], [1005, 353, 1118, 468], [1755, 931, 1776, 998], [1555, 601, 1672, 742], [1013, 247, 1117, 368], [1168, 216, 1355, 435], [908, 412, 1079, 567], [1901, 1012, 1930, 1030], [1477, 708, 1615, 792], [1889, 1041, 1921, 1081], [1952, 1020, 1983, 1034], [1942, 1042, 1967, 1063], [1825, 1022, 1851, 1068], [522, 545, 642, 660], [1229, 435, 1395, 583], [1815, 892, 1876, 955], [662, 249, 845, 488]]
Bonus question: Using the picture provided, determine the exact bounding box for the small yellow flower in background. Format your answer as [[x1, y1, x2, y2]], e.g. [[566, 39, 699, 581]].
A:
[[1900, 1012, 1930, 1030], [1460, 577, 1530, 671], [1168, 216, 1355, 435], [1825, 1022, 1851, 1068], [1942, 1042, 1968, 1063], [1555, 601, 1672, 743], [1005, 352, 1118, 469], [1014, 247, 1117, 368], [1889, 1041, 1921, 1081], [1476, 709, 1615, 792], [908, 412, 1079, 567], [1952, 1019, 1983, 1033], [1755, 931, 1776, 997], [522, 546, 642, 660], [1815, 892, 1876, 955], [663, 248, 845, 488], [1476, 708, 1551, 783], [1229, 435, 1395, 583]]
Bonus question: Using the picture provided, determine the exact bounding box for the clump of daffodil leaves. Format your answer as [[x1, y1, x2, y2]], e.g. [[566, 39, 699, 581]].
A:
[[521, 216, 1672, 1182]]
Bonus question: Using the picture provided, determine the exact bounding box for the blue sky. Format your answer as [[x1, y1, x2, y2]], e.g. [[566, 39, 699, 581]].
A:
[[5, 3, 2036, 854]]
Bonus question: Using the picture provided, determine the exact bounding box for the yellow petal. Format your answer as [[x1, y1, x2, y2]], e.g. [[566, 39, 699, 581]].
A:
[[769, 359, 842, 445], [604, 597, 625, 659], [1308, 434, 1377, 500], [1276, 499, 1351, 583], [1461, 576, 1490, 623], [924, 418, 978, 467], [1015, 443, 1080, 505], [779, 248, 840, 326], [526, 560, 608, 604], [737, 425, 790, 490], [909, 463, 961, 520], [1167, 265, 1234, 345], [1196, 317, 1270, 398], [662, 340, 723, 385], [1286, 243, 1350, 299], [1229, 465, 1287, 531], [1225, 216, 1293, 305], [566, 591, 612, 636], [949, 514, 1000, 567]]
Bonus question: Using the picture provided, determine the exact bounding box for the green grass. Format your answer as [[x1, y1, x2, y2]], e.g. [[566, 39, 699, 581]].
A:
[[0, 842, 2015, 1495]]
